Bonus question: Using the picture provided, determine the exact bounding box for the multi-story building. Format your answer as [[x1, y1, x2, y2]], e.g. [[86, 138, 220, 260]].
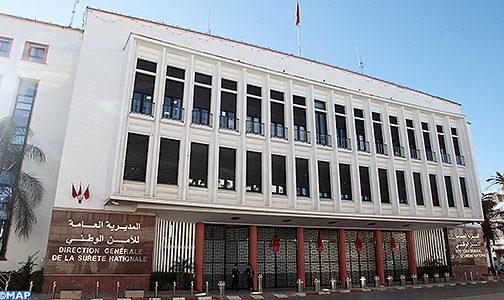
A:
[[0, 8, 486, 293]]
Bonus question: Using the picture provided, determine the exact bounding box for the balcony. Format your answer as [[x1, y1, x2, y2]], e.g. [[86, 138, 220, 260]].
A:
[[356, 140, 370, 152], [131, 98, 153, 116], [441, 153, 452, 164], [337, 137, 351, 150], [271, 123, 288, 140], [426, 150, 437, 162], [219, 115, 239, 131], [375, 141, 388, 156], [316, 133, 332, 147], [162, 103, 184, 122], [393, 146, 405, 158], [456, 155, 466, 166], [294, 128, 310, 143], [246, 119, 264, 135], [192, 109, 212, 127], [410, 148, 421, 160]]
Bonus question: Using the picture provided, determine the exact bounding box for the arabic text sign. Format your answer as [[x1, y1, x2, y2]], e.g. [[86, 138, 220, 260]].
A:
[[44, 210, 155, 275], [446, 227, 486, 266]]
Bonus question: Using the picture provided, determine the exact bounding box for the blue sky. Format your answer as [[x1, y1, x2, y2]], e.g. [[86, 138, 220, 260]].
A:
[[2, 0, 502, 190]]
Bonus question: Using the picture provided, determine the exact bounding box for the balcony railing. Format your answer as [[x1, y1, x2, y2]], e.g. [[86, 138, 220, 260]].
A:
[[131, 98, 153, 116], [337, 137, 351, 150], [456, 155, 466, 166], [393, 146, 405, 158], [271, 123, 288, 139], [192, 108, 212, 127], [219, 115, 239, 131], [410, 148, 421, 160], [441, 153, 452, 164], [426, 150, 437, 162], [356, 140, 370, 152], [246, 120, 264, 135], [294, 128, 311, 143], [162, 103, 184, 122], [375, 141, 388, 156], [316, 133, 332, 147]]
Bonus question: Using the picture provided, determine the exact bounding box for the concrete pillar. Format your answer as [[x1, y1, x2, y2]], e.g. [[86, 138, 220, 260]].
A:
[[406, 230, 418, 276], [194, 222, 205, 291], [338, 228, 347, 283], [297, 227, 306, 285], [249, 225, 258, 289], [374, 230, 385, 284]]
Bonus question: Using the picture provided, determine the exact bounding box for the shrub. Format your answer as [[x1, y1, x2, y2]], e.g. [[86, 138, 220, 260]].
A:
[[417, 258, 450, 277], [149, 272, 193, 290]]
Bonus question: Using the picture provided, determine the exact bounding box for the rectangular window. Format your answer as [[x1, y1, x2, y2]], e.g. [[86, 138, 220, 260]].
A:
[[271, 102, 286, 139], [163, 70, 184, 121], [318, 161, 331, 198], [354, 108, 364, 118], [270, 90, 284, 101], [339, 164, 352, 200], [359, 166, 371, 202], [0, 37, 13, 57], [246, 97, 262, 134], [445, 176, 455, 207], [220, 89, 237, 130], [157, 138, 180, 185], [221, 78, 237, 91], [413, 172, 424, 205], [22, 41, 48, 63], [167, 66, 185, 79], [460, 177, 469, 207], [247, 84, 261, 97], [335, 104, 345, 114], [195, 72, 212, 85], [294, 107, 309, 143], [336, 115, 350, 149], [246, 151, 262, 192], [315, 111, 330, 146], [218, 147, 236, 190], [131, 59, 156, 116], [192, 75, 212, 126], [378, 168, 390, 203], [355, 119, 368, 152], [189, 143, 209, 187], [13, 79, 37, 128], [429, 174, 440, 206], [123, 133, 149, 181], [296, 158, 310, 196], [272, 155, 286, 195], [396, 170, 407, 204], [293, 95, 306, 106]]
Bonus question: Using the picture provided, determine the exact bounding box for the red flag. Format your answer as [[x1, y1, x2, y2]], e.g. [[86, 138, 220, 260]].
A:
[[269, 235, 281, 253], [316, 235, 324, 253], [295, 1, 300, 26], [391, 237, 397, 253], [83, 185, 90, 200], [77, 183, 82, 197], [355, 237, 363, 253], [71, 183, 77, 198]]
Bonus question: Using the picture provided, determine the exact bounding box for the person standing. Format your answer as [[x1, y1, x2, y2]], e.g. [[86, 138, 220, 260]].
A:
[[244, 263, 254, 291], [231, 263, 240, 291]]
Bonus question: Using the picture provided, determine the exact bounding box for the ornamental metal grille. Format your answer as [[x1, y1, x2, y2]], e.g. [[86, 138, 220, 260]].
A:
[[203, 225, 249, 290], [257, 227, 297, 288], [304, 229, 340, 286], [345, 230, 377, 283], [382, 231, 410, 280]]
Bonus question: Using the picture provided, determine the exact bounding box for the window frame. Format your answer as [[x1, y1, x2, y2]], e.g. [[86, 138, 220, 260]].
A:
[[0, 36, 13, 58], [22, 41, 49, 63]]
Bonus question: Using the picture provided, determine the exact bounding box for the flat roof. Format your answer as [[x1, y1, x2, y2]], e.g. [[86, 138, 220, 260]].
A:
[[87, 7, 460, 107], [0, 12, 82, 32]]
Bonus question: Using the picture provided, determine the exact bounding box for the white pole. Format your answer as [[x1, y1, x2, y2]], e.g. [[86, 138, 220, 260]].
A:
[[297, 25, 301, 56]]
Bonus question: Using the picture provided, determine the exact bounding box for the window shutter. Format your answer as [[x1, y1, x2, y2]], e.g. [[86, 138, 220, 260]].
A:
[[193, 86, 211, 110], [165, 79, 184, 99], [294, 107, 306, 127], [339, 164, 352, 199], [445, 176, 455, 207], [221, 91, 237, 113], [246, 151, 262, 186], [270, 102, 284, 124], [133, 73, 155, 96], [247, 97, 261, 118], [413, 172, 424, 205], [296, 158, 309, 189], [219, 147, 236, 180], [429, 174, 440, 206], [359, 166, 371, 201], [189, 143, 209, 184], [123, 133, 149, 181], [318, 161, 331, 197], [272, 155, 286, 186], [378, 169, 390, 203], [396, 170, 407, 203], [158, 138, 180, 184]]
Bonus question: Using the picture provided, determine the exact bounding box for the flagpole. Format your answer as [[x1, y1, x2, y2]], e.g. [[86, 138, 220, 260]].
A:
[[297, 24, 301, 56]]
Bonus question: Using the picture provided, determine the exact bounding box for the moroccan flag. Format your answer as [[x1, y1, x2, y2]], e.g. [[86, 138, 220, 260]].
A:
[[83, 185, 90, 200], [391, 237, 397, 253], [269, 235, 281, 253], [295, 1, 300, 26], [316, 234, 324, 253], [71, 183, 78, 198], [77, 184, 82, 197], [355, 236, 363, 253]]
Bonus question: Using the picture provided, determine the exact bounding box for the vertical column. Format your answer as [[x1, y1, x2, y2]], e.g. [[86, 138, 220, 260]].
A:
[[249, 225, 258, 289], [194, 222, 205, 291], [374, 230, 385, 284], [337, 228, 347, 284], [297, 227, 306, 285], [406, 230, 418, 276]]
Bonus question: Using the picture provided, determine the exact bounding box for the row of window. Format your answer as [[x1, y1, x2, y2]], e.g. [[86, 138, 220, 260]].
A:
[[123, 133, 470, 208], [130, 59, 466, 166], [0, 36, 48, 63]]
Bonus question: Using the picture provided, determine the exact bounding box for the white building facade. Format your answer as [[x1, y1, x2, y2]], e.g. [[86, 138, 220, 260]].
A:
[[0, 8, 485, 293]]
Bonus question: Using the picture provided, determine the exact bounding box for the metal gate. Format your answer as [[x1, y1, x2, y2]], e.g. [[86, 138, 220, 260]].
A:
[[257, 227, 297, 288], [383, 231, 409, 280], [304, 229, 340, 286], [345, 230, 377, 283], [203, 225, 249, 290]]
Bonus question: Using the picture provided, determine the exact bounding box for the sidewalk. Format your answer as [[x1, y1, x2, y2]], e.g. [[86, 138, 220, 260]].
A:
[[31, 278, 504, 300]]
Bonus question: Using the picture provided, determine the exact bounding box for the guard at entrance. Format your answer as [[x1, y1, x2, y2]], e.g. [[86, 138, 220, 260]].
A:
[[232, 263, 240, 291], [244, 263, 254, 291]]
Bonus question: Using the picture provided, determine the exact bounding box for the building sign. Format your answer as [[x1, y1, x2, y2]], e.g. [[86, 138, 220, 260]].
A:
[[446, 227, 486, 266], [44, 209, 155, 275]]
